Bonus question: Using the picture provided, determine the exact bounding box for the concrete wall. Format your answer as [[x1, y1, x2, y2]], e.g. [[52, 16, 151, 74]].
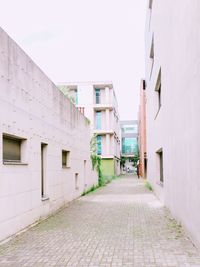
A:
[[145, 0, 200, 247], [0, 27, 98, 242]]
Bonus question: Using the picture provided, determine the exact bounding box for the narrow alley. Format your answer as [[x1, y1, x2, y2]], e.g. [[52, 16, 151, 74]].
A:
[[0, 176, 199, 267]]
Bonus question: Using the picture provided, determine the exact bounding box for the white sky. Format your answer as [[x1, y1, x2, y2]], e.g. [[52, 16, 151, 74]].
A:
[[0, 0, 147, 120]]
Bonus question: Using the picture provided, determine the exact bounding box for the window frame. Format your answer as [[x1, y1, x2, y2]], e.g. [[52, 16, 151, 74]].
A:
[[62, 150, 70, 168], [150, 35, 154, 78], [95, 111, 102, 129], [75, 173, 79, 190], [96, 135, 102, 155], [156, 148, 164, 185], [2, 134, 27, 165], [95, 88, 101, 104], [155, 68, 162, 118]]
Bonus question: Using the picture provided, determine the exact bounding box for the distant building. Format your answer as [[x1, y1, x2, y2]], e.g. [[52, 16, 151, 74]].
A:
[[120, 120, 138, 173], [0, 27, 98, 242], [138, 80, 147, 178], [145, 0, 200, 247], [58, 82, 121, 177]]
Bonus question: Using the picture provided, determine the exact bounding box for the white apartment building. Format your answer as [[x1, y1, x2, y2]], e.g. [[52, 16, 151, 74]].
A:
[[0, 27, 97, 242], [58, 82, 121, 177], [145, 0, 200, 247]]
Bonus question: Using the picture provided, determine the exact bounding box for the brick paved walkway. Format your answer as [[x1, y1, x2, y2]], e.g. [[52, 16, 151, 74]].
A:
[[0, 176, 200, 267]]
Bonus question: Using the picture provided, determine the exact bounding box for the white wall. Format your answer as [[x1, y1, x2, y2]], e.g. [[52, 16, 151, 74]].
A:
[[145, 0, 200, 247], [0, 27, 98, 242]]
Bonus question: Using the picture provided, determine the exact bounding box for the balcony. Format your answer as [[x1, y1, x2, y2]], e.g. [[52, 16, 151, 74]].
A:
[[93, 103, 113, 111], [93, 128, 114, 135]]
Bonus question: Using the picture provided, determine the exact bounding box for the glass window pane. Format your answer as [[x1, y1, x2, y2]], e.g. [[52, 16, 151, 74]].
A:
[[122, 137, 138, 155], [96, 111, 102, 129], [95, 89, 101, 104], [3, 137, 21, 161], [96, 135, 102, 155]]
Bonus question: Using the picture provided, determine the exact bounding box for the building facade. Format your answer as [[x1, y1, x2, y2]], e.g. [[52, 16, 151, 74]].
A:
[[145, 0, 200, 247], [120, 120, 138, 173], [0, 28, 98, 242], [138, 80, 147, 178], [58, 82, 121, 177]]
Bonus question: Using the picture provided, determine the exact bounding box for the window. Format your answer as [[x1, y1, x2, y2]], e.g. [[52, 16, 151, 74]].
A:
[[95, 89, 101, 104], [150, 36, 154, 78], [149, 0, 153, 30], [41, 143, 48, 199], [62, 150, 70, 168], [96, 111, 102, 129], [155, 68, 161, 113], [75, 89, 78, 105], [96, 135, 102, 155], [149, 0, 153, 9], [122, 138, 138, 155], [69, 88, 78, 104], [143, 80, 146, 90], [3, 134, 26, 163], [157, 149, 164, 184], [75, 173, 79, 190]]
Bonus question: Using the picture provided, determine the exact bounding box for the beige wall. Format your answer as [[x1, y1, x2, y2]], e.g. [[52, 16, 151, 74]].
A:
[[0, 27, 98, 242], [145, 0, 200, 247]]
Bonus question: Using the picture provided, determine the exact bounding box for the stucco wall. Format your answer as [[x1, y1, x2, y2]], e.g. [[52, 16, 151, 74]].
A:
[[145, 0, 200, 247], [0, 27, 98, 242]]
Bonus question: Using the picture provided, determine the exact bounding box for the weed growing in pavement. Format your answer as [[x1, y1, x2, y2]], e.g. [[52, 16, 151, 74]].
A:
[[81, 184, 99, 196], [145, 181, 153, 191]]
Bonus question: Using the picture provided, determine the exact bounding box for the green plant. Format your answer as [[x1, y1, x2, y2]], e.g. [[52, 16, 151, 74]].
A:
[[90, 134, 105, 186], [81, 184, 99, 196], [57, 85, 76, 104], [120, 156, 126, 168], [145, 181, 153, 191], [133, 153, 139, 167]]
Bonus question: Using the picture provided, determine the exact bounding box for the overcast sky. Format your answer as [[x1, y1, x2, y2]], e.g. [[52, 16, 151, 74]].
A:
[[0, 0, 147, 120]]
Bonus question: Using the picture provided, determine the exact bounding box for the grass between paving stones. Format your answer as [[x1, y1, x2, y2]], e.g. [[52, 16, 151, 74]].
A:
[[144, 181, 153, 191], [81, 175, 118, 196], [166, 217, 182, 239]]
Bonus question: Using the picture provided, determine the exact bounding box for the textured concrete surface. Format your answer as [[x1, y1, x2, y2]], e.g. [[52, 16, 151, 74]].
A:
[[0, 175, 200, 267], [0, 26, 97, 242]]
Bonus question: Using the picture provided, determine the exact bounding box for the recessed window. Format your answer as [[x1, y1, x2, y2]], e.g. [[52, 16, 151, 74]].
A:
[[150, 36, 154, 78], [96, 135, 102, 155], [149, 0, 153, 29], [75, 173, 79, 190], [62, 150, 70, 168], [3, 134, 26, 163], [155, 68, 161, 113], [41, 143, 48, 199], [149, 0, 153, 9], [95, 88, 101, 104], [157, 149, 164, 184], [96, 111, 102, 129]]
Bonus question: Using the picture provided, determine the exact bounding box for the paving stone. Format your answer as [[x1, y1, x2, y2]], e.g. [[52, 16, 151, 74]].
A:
[[0, 176, 199, 267]]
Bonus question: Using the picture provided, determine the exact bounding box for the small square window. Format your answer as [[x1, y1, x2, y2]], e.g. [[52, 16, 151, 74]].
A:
[[3, 134, 26, 163], [62, 150, 70, 168]]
